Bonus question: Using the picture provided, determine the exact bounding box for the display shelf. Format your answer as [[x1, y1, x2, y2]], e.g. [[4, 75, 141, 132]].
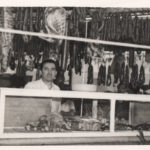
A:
[[4, 127, 110, 133], [0, 87, 150, 101], [0, 88, 150, 141]]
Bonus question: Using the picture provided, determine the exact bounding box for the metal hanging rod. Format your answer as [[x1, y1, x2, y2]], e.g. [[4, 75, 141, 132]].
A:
[[0, 27, 150, 50]]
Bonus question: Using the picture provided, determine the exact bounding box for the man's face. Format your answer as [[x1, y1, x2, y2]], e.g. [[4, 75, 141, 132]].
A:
[[41, 62, 57, 82]]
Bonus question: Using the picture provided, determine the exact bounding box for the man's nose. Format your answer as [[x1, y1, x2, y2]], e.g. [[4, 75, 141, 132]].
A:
[[48, 69, 52, 74]]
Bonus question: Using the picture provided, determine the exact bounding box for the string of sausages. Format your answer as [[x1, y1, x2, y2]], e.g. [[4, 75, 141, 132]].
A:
[[97, 59, 145, 90]]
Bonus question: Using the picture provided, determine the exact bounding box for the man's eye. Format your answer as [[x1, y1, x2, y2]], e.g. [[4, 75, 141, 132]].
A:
[[43, 68, 48, 71], [51, 68, 56, 71]]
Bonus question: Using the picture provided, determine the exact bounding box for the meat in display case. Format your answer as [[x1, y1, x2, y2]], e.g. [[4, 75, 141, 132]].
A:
[[2, 89, 110, 133]]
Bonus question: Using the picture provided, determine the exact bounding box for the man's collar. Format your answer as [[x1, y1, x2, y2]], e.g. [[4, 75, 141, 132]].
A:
[[40, 78, 54, 89]]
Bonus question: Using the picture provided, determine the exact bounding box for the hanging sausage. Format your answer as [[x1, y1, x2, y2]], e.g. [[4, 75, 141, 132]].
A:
[[29, 7, 33, 41], [69, 8, 82, 75], [138, 64, 145, 87], [75, 44, 82, 75], [124, 65, 129, 88], [106, 65, 111, 86], [128, 13, 133, 39], [129, 50, 134, 68], [113, 61, 121, 84], [115, 13, 120, 41], [22, 8, 29, 43], [61, 15, 69, 71], [120, 62, 125, 84], [130, 64, 139, 91], [87, 57, 93, 84], [97, 64, 106, 86], [135, 15, 139, 43], [97, 65, 102, 85], [112, 14, 116, 40], [108, 14, 111, 40], [57, 15, 70, 87], [148, 19, 150, 44], [145, 17, 149, 44], [67, 63, 73, 88]]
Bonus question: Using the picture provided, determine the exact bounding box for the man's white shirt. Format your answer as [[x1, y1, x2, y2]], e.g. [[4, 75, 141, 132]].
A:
[[24, 79, 61, 113]]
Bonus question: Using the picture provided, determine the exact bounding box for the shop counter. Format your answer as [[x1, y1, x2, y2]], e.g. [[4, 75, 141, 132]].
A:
[[0, 88, 150, 145]]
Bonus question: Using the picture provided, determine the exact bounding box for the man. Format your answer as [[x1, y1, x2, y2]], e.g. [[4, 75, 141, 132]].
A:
[[25, 59, 75, 114], [25, 59, 61, 113]]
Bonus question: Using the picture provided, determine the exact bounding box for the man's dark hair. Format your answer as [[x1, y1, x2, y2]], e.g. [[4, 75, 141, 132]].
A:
[[40, 59, 58, 71]]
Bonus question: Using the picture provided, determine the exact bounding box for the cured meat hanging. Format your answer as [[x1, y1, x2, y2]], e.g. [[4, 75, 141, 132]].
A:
[[106, 65, 111, 86], [0, 8, 14, 72], [61, 15, 69, 72], [74, 43, 82, 75], [129, 50, 134, 68], [138, 64, 145, 87], [69, 8, 84, 75], [22, 8, 29, 43], [117, 61, 130, 92], [130, 64, 139, 91], [97, 64, 106, 86], [120, 62, 125, 84], [40, 7, 67, 46], [1, 8, 150, 85], [124, 65, 129, 87], [113, 61, 121, 84], [87, 57, 93, 84], [57, 14, 69, 87]]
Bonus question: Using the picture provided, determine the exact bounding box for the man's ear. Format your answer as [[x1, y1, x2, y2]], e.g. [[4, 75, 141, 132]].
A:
[[54, 70, 57, 79]]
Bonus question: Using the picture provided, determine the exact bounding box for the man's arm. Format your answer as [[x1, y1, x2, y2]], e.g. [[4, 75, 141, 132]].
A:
[[24, 82, 32, 89]]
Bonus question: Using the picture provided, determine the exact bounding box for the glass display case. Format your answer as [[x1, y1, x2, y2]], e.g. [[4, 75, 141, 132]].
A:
[[0, 88, 150, 145]]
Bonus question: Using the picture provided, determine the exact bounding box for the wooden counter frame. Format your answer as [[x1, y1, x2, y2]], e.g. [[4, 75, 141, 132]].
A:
[[0, 87, 150, 139]]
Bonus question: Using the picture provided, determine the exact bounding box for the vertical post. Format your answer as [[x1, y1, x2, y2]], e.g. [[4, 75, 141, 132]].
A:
[[110, 99, 116, 132], [92, 100, 98, 119], [80, 99, 83, 117], [0, 89, 5, 137], [85, 20, 88, 39], [129, 102, 134, 124], [105, 61, 108, 85], [80, 18, 90, 118]]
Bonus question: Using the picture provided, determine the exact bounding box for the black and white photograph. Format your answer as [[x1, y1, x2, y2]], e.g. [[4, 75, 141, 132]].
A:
[[1, 1, 150, 146]]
